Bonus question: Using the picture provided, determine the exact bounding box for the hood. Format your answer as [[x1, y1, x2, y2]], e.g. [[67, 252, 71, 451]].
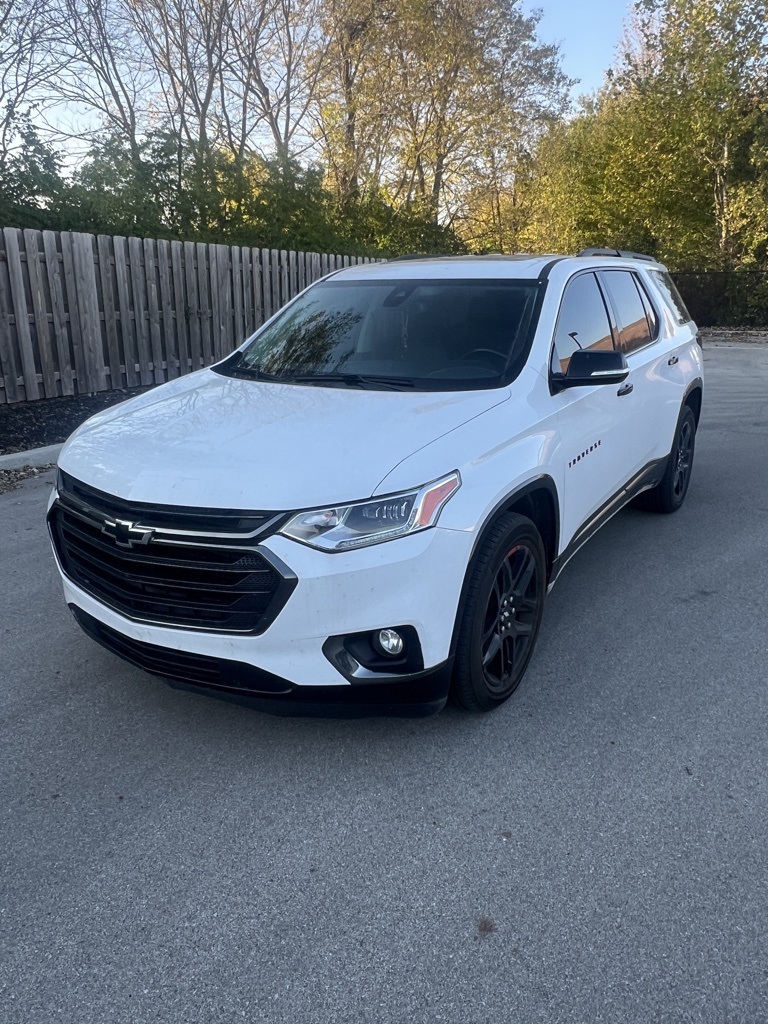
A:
[[58, 369, 508, 510]]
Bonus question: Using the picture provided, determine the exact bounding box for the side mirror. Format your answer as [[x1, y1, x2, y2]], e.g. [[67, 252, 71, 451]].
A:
[[556, 348, 630, 390]]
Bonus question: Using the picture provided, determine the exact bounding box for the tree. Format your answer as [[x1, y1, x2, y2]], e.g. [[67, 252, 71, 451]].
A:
[[520, 0, 768, 269], [56, 130, 179, 236], [0, 0, 63, 161], [52, 0, 151, 163], [389, 0, 569, 226], [0, 0, 563, 257], [223, 0, 325, 161], [311, 0, 569, 243], [0, 114, 64, 228], [624, 0, 768, 264], [311, 0, 397, 211], [519, 90, 719, 266]]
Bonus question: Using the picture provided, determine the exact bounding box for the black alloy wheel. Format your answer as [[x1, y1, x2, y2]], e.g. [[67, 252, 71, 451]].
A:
[[636, 404, 697, 514], [453, 512, 546, 712], [480, 543, 538, 695], [673, 415, 694, 502]]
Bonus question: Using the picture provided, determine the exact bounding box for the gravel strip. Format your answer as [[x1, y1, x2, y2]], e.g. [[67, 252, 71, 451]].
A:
[[701, 328, 768, 344], [0, 464, 56, 495], [0, 385, 154, 456]]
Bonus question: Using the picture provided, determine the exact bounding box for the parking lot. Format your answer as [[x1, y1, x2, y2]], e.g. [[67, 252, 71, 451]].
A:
[[2, 343, 767, 1023]]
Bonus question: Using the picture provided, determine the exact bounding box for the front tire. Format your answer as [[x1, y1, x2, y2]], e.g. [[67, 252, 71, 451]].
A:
[[452, 513, 546, 712]]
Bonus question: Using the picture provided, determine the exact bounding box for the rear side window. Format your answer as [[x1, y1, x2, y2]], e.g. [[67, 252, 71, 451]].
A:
[[649, 270, 691, 325], [636, 277, 659, 337], [601, 270, 654, 354], [551, 273, 615, 374]]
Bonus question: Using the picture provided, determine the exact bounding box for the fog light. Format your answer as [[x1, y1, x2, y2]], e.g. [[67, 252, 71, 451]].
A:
[[376, 629, 405, 657]]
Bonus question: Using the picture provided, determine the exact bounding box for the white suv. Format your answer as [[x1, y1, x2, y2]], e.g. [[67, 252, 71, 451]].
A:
[[48, 250, 703, 716]]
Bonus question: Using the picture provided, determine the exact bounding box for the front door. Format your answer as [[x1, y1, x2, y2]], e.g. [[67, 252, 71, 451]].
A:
[[550, 270, 640, 549]]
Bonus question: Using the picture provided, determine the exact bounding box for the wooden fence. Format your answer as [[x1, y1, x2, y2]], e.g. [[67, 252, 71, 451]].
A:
[[0, 227, 379, 404]]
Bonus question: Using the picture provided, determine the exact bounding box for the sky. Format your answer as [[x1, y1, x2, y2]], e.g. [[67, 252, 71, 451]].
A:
[[522, 0, 633, 100]]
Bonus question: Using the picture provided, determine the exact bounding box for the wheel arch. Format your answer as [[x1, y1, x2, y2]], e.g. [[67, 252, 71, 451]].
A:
[[683, 377, 703, 427], [469, 475, 560, 579], [448, 475, 560, 660]]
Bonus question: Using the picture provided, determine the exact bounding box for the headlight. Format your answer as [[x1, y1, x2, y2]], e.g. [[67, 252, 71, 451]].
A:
[[279, 472, 461, 552]]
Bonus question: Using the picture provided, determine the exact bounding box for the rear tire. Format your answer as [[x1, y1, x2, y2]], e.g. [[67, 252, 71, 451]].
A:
[[452, 513, 546, 712], [636, 405, 696, 514]]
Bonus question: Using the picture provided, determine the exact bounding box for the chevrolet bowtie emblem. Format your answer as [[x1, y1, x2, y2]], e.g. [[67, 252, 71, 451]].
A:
[[102, 517, 154, 549]]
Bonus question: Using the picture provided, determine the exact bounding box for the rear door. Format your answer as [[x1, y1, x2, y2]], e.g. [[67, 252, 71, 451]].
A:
[[599, 269, 685, 468]]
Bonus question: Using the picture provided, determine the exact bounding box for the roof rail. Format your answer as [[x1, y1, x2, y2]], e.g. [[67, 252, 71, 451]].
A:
[[577, 247, 657, 263], [387, 253, 446, 262]]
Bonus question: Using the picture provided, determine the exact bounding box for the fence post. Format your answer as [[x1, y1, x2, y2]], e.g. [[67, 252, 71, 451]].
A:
[[171, 240, 189, 376], [253, 248, 263, 328], [196, 242, 213, 365], [43, 231, 74, 396], [0, 234, 20, 403], [217, 243, 232, 357], [128, 236, 152, 386], [24, 229, 57, 397], [157, 239, 176, 379], [113, 236, 138, 387], [4, 228, 39, 400], [97, 234, 123, 390], [232, 245, 244, 346], [72, 233, 106, 392], [143, 237, 164, 384]]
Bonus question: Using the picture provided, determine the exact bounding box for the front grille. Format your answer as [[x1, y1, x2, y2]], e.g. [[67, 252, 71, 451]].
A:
[[50, 474, 296, 634]]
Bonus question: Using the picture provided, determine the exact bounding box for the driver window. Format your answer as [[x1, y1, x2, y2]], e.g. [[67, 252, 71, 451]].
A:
[[551, 273, 615, 374]]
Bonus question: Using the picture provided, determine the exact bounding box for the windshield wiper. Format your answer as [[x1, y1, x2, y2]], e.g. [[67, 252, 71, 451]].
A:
[[282, 373, 416, 391], [223, 359, 416, 390]]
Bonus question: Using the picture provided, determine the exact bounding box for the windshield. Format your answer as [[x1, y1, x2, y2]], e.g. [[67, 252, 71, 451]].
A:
[[216, 278, 542, 390]]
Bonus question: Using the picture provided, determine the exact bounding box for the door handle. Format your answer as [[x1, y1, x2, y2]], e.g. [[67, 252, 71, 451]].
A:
[[617, 382, 633, 397], [668, 355, 679, 366]]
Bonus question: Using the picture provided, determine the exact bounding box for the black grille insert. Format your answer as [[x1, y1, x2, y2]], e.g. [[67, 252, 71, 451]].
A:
[[50, 475, 296, 634], [71, 607, 293, 694]]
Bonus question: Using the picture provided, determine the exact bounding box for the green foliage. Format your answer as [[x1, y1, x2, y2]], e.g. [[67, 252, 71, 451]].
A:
[[521, 0, 768, 270], [520, 93, 720, 267], [34, 130, 462, 256], [56, 132, 180, 238], [0, 111, 65, 230], [340, 194, 466, 255]]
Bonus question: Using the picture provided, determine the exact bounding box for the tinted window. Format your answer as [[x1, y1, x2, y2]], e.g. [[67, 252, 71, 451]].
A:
[[551, 273, 614, 374], [649, 270, 691, 325], [602, 270, 653, 353], [636, 276, 659, 338], [220, 279, 540, 391]]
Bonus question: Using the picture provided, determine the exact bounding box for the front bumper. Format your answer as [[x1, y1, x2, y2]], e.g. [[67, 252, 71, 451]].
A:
[[51, 487, 475, 714], [71, 606, 452, 716]]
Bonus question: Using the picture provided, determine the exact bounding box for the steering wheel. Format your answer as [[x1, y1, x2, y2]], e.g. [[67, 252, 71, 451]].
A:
[[461, 348, 508, 370]]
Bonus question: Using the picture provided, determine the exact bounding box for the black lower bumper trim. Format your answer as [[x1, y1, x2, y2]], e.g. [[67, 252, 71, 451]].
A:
[[70, 606, 452, 717]]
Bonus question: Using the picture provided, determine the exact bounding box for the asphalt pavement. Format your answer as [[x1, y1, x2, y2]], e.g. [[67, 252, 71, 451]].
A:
[[2, 344, 767, 1023]]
